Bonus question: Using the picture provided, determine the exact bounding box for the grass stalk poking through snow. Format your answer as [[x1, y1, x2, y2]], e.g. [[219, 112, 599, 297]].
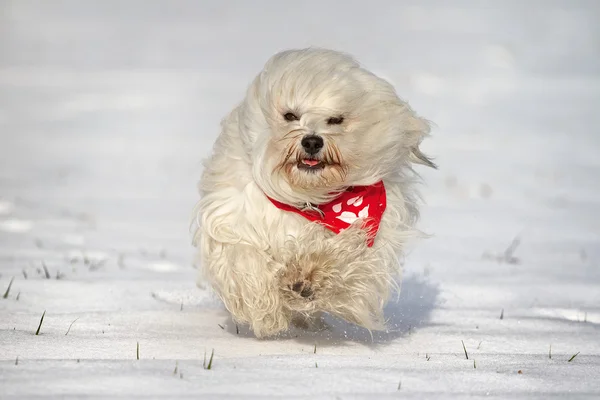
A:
[[65, 317, 80, 336], [42, 262, 51, 279], [15, 356, 19, 366], [35, 310, 46, 335], [461, 340, 469, 360], [500, 309, 504, 320], [549, 344, 552, 359], [203, 349, 214, 370], [207, 349, 214, 370], [503, 236, 520, 263], [474, 359, 476, 369], [136, 342, 140, 360], [314, 344, 317, 354], [568, 352, 580, 362], [3, 277, 14, 299]]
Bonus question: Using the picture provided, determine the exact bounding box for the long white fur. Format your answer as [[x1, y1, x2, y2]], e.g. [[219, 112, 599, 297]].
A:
[[192, 48, 434, 338]]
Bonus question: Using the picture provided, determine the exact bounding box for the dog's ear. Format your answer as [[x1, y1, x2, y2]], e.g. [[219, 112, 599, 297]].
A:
[[409, 145, 437, 169]]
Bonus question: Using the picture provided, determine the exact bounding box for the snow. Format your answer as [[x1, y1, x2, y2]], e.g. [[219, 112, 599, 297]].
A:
[[1, 0, 600, 398]]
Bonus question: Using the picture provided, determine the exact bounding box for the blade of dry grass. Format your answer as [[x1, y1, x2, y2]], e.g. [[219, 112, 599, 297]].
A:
[[3, 277, 14, 299], [65, 317, 80, 336], [42, 262, 51, 279], [206, 349, 214, 370], [35, 310, 46, 335]]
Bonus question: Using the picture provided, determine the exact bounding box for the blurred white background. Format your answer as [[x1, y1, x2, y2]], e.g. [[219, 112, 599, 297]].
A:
[[2, 1, 598, 254]]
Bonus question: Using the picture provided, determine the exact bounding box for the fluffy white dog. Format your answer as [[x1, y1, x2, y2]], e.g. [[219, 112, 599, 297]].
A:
[[192, 48, 435, 338]]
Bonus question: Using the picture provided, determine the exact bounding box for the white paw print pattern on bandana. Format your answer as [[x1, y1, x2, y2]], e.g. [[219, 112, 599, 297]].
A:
[[346, 196, 363, 207], [332, 196, 370, 224]]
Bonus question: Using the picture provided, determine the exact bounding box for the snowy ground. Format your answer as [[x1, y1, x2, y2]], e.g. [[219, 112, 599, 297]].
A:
[[1, 1, 600, 398]]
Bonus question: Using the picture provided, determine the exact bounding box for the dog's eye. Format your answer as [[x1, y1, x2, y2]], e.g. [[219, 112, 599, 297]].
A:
[[283, 112, 299, 122], [327, 116, 344, 125]]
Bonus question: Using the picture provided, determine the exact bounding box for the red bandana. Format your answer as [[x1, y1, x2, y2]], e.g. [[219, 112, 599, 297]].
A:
[[266, 181, 386, 247]]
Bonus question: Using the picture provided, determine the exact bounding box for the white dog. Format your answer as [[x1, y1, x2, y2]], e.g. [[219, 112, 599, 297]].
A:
[[192, 48, 435, 338]]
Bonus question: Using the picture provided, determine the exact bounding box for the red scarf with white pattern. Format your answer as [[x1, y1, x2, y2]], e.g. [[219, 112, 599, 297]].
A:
[[266, 181, 386, 247]]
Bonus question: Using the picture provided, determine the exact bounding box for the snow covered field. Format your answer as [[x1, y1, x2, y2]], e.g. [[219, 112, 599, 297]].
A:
[[1, 0, 599, 398]]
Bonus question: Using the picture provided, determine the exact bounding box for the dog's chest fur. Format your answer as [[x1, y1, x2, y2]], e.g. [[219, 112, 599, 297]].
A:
[[245, 181, 320, 246]]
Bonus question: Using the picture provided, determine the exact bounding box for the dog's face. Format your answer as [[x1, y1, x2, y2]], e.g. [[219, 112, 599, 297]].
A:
[[241, 49, 433, 205]]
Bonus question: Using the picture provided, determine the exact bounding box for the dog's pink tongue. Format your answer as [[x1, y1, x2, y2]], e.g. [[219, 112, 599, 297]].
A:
[[302, 159, 320, 167]]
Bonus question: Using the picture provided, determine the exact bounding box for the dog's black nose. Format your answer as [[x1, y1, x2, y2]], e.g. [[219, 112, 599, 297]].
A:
[[301, 135, 324, 155]]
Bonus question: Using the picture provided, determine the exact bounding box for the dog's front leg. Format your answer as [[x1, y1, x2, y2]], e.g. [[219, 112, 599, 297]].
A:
[[200, 238, 296, 338], [278, 224, 393, 332]]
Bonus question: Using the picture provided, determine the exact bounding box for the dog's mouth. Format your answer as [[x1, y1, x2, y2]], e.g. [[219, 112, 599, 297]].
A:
[[297, 158, 325, 171]]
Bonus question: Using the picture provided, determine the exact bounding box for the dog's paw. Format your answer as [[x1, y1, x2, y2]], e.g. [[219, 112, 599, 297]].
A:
[[279, 261, 323, 306], [281, 270, 316, 301], [279, 251, 337, 312], [290, 279, 314, 299]]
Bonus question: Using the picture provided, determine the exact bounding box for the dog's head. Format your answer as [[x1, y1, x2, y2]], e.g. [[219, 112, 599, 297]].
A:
[[239, 48, 434, 206]]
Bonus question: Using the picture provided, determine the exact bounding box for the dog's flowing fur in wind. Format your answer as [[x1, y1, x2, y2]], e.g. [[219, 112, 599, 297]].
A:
[[192, 48, 435, 338]]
